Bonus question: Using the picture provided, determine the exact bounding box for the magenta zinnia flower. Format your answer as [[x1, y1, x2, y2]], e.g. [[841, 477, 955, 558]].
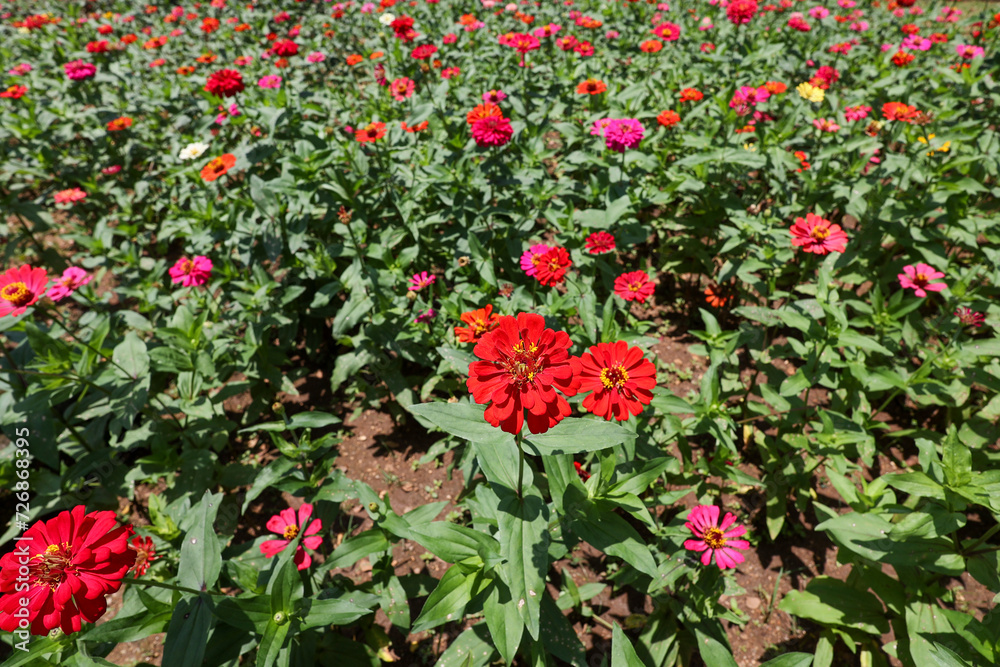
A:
[[409, 271, 436, 291], [898, 263, 946, 297], [789, 213, 848, 255], [520, 244, 551, 278], [683, 505, 750, 570], [955, 307, 985, 328], [64, 60, 97, 81], [603, 119, 645, 153], [470, 116, 513, 147], [169, 255, 213, 287], [260, 503, 323, 570], [47, 267, 92, 302]]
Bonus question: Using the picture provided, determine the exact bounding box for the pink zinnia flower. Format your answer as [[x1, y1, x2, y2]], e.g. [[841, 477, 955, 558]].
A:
[[470, 116, 513, 147], [54, 188, 87, 205], [590, 118, 613, 137], [260, 503, 323, 570], [482, 89, 507, 104], [684, 505, 750, 570], [844, 105, 871, 121], [520, 244, 551, 278], [813, 118, 841, 133], [390, 77, 415, 101], [955, 307, 985, 328], [414, 308, 436, 324], [9, 63, 32, 76], [898, 263, 946, 297], [729, 86, 770, 116], [101, 165, 122, 175], [47, 267, 93, 302], [603, 119, 645, 153], [257, 75, 282, 89], [443, 33, 458, 44], [169, 255, 213, 287], [306, 51, 326, 63], [955, 44, 985, 59], [408, 271, 436, 291], [64, 60, 97, 81], [652, 21, 680, 41], [726, 0, 758, 25], [789, 213, 848, 254]]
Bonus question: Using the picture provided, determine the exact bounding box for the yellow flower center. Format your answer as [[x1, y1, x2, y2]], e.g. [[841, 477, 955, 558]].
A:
[[915, 273, 927, 284], [599, 365, 629, 390], [1, 282, 31, 306], [810, 226, 830, 240], [703, 527, 727, 550], [283, 524, 299, 540]]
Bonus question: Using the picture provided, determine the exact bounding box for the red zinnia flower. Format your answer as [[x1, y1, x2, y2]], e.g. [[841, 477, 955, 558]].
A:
[[470, 116, 513, 147], [106, 116, 133, 132], [726, 0, 758, 25], [763, 81, 787, 94], [614, 270, 655, 303], [455, 305, 502, 343], [640, 39, 663, 53], [657, 110, 680, 127], [0, 506, 136, 635], [260, 503, 323, 570], [466, 312, 581, 434], [0, 85, 28, 99], [955, 307, 985, 328], [355, 121, 387, 143], [271, 39, 299, 57], [891, 51, 914, 67], [204, 68, 244, 97], [576, 78, 606, 95], [534, 247, 572, 286], [411, 44, 438, 60], [0, 265, 48, 318], [789, 213, 848, 255], [200, 153, 236, 181], [346, 54, 363, 65], [679, 87, 703, 102], [584, 231, 615, 254], [577, 341, 656, 421]]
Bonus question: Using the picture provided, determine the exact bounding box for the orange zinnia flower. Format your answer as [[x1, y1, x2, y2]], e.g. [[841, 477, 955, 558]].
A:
[[200, 153, 236, 181], [454, 305, 502, 343], [576, 78, 606, 95], [466, 102, 502, 126], [346, 54, 363, 65], [355, 122, 387, 143], [106, 117, 133, 132], [703, 283, 733, 308]]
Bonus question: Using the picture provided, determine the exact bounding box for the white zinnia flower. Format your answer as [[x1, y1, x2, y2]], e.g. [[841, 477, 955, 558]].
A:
[[179, 142, 210, 161], [379, 12, 395, 25]]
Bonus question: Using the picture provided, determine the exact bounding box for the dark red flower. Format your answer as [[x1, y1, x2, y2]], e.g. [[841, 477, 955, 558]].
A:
[[534, 247, 572, 286], [204, 68, 244, 97], [270, 39, 298, 57], [466, 312, 581, 434]]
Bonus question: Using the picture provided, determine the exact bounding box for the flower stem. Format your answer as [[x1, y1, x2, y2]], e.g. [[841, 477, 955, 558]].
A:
[[123, 577, 227, 597]]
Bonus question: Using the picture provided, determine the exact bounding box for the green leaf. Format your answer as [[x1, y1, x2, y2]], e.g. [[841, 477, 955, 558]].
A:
[[241, 458, 297, 513], [162, 595, 213, 667], [112, 332, 149, 381], [498, 490, 550, 639], [569, 498, 658, 578], [325, 529, 390, 569], [179, 491, 223, 591], [299, 594, 380, 629], [239, 411, 341, 434], [409, 402, 511, 445], [407, 522, 501, 567], [885, 472, 947, 501], [411, 565, 480, 634], [611, 623, 644, 667], [693, 626, 738, 667], [81, 608, 173, 643], [433, 623, 496, 667], [524, 418, 631, 455], [540, 593, 586, 667], [778, 577, 889, 635], [471, 437, 524, 491], [943, 427, 972, 487], [760, 654, 814, 667], [382, 575, 411, 632], [256, 618, 291, 667], [483, 580, 524, 665]]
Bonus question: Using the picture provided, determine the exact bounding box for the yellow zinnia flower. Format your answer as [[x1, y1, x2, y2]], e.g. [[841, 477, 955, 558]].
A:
[[796, 82, 824, 103]]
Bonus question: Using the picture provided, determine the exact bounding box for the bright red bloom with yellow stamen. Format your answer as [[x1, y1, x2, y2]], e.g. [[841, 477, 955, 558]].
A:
[[128, 536, 157, 576], [0, 506, 136, 635], [467, 312, 581, 434], [534, 247, 572, 286], [455, 305, 502, 343], [613, 270, 655, 303], [789, 213, 848, 255], [106, 116, 133, 132], [0, 265, 48, 318], [355, 121, 387, 143], [577, 341, 656, 422]]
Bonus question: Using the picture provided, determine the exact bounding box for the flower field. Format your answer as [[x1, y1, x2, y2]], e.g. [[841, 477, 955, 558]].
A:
[[1, 0, 1000, 665]]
